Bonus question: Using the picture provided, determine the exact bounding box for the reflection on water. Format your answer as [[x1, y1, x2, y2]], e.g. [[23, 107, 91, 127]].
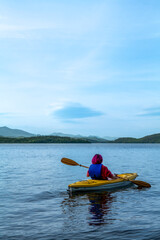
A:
[[87, 191, 114, 226], [61, 190, 116, 226]]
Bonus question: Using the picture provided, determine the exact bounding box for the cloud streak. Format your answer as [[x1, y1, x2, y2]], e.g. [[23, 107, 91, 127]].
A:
[[53, 103, 103, 121], [138, 107, 160, 117]]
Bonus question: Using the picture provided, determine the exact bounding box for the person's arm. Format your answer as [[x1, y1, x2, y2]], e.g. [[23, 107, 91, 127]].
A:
[[86, 170, 90, 177], [101, 165, 116, 179]]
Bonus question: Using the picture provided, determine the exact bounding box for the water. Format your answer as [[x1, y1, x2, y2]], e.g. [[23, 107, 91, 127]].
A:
[[0, 143, 160, 240]]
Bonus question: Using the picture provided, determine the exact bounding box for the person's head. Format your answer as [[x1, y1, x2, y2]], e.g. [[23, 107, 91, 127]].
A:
[[92, 154, 103, 164]]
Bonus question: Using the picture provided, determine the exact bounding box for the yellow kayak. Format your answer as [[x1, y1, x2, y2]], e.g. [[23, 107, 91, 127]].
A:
[[68, 173, 138, 192]]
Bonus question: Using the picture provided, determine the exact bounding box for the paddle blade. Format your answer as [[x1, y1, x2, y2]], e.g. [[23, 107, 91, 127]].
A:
[[131, 180, 151, 188], [61, 157, 79, 166]]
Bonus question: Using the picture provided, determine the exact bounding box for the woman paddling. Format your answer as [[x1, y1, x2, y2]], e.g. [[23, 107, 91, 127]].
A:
[[87, 154, 118, 180]]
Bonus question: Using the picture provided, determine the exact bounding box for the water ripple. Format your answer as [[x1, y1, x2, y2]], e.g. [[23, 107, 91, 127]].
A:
[[0, 144, 159, 240]]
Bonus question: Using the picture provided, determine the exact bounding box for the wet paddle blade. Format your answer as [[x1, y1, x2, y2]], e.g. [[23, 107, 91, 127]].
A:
[[120, 176, 151, 188], [131, 180, 151, 188], [61, 157, 79, 166]]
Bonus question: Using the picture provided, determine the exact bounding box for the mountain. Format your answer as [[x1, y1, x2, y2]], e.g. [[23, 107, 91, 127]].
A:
[[0, 127, 110, 142], [86, 135, 109, 143], [0, 127, 109, 142], [51, 132, 109, 143], [1, 127, 160, 143], [0, 126, 34, 138], [113, 133, 160, 143], [103, 136, 117, 140], [0, 135, 90, 143], [51, 132, 84, 138]]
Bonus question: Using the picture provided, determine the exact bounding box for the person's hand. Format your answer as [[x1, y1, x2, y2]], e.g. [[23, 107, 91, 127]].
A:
[[113, 173, 119, 179]]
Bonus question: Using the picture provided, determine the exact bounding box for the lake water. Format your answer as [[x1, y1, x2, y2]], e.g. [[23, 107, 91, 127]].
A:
[[0, 143, 160, 240]]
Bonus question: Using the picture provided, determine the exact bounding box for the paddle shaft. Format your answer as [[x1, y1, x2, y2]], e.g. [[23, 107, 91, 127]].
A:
[[79, 164, 89, 169]]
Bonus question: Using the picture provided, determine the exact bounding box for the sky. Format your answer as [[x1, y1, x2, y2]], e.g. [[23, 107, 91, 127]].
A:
[[0, 0, 160, 138]]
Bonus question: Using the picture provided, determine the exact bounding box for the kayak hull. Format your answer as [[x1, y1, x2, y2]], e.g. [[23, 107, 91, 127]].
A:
[[68, 173, 138, 192]]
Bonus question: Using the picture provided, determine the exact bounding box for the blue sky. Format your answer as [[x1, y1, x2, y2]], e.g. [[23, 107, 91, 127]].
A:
[[0, 0, 160, 137]]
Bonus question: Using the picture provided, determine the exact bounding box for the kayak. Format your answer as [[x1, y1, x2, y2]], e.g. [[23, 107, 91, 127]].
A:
[[68, 173, 138, 192]]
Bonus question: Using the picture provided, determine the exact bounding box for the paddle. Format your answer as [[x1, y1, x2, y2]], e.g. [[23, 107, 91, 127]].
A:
[[61, 157, 89, 168], [119, 177, 151, 188], [61, 157, 151, 188]]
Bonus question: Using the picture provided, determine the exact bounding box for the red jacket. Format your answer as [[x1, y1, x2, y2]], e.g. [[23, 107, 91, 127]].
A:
[[87, 164, 114, 179]]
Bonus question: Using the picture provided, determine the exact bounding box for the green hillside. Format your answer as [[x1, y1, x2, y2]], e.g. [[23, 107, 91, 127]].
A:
[[113, 137, 138, 143], [51, 132, 109, 142], [138, 133, 160, 143], [113, 133, 160, 143], [0, 135, 90, 143], [0, 127, 160, 143]]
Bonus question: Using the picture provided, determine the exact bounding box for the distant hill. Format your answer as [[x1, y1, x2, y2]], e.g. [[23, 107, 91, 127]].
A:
[[85, 136, 109, 143], [51, 132, 109, 143], [0, 127, 110, 142], [113, 133, 160, 143], [0, 135, 90, 143], [0, 127, 108, 143], [0, 126, 160, 143], [51, 132, 83, 138], [0, 126, 34, 138], [103, 136, 117, 141]]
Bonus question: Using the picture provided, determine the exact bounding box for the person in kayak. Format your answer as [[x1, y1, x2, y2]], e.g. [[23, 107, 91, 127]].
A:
[[87, 154, 118, 180]]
